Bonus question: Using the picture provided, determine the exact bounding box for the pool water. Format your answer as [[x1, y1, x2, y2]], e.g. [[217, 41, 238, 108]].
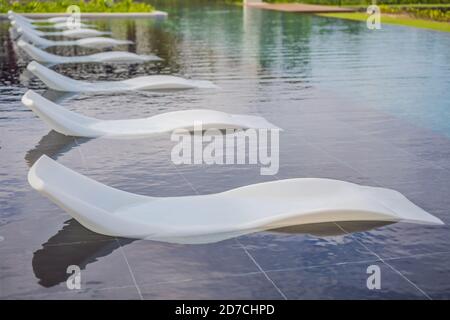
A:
[[0, 0, 450, 299]]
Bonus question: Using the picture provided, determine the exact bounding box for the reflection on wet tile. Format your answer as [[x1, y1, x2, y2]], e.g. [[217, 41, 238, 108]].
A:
[[237, 226, 377, 271], [1, 238, 135, 298], [352, 223, 450, 260], [314, 140, 416, 164], [1, 248, 67, 298], [0, 214, 69, 251], [30, 219, 135, 290], [353, 161, 447, 187], [267, 262, 426, 299], [16, 286, 141, 300], [277, 160, 374, 186], [179, 164, 274, 194], [387, 252, 450, 300], [40, 219, 120, 246], [273, 221, 393, 237], [387, 179, 450, 218], [140, 273, 284, 300], [119, 239, 260, 287], [24, 130, 84, 167]]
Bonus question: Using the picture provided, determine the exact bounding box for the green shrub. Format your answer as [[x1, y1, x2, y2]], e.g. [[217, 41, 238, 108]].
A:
[[0, 0, 154, 13], [380, 5, 450, 22], [231, 0, 450, 22], [264, 0, 450, 4]]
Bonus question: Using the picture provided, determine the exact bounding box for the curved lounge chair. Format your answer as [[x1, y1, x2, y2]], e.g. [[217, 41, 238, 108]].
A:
[[17, 40, 160, 64], [9, 27, 19, 40], [22, 90, 279, 138], [8, 11, 77, 24], [28, 155, 444, 244], [19, 30, 132, 49], [12, 20, 110, 38], [38, 22, 95, 30], [27, 61, 217, 92], [10, 15, 94, 30]]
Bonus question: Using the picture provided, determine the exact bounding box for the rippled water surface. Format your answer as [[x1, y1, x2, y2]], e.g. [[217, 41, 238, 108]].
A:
[[1, 1, 450, 299]]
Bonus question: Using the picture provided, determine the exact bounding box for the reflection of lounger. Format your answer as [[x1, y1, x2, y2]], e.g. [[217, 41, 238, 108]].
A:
[[11, 20, 110, 38], [27, 61, 217, 92], [22, 90, 279, 138], [17, 40, 160, 64], [29, 155, 444, 244], [19, 30, 132, 49]]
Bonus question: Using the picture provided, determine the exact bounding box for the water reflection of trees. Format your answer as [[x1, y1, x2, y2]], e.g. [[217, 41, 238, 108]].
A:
[[0, 23, 20, 85]]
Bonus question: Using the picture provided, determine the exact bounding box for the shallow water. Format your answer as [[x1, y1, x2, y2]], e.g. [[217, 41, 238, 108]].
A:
[[1, 1, 450, 299]]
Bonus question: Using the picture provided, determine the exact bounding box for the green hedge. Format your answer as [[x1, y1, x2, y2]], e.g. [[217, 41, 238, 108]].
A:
[[265, 0, 450, 4], [0, 0, 154, 13], [262, 1, 450, 22], [234, 0, 450, 22], [380, 4, 450, 21]]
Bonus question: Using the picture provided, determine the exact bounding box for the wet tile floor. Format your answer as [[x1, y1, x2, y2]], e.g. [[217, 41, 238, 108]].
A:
[[1, 92, 450, 300]]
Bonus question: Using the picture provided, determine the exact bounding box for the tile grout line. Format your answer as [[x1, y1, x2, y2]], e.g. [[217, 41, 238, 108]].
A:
[[74, 137, 88, 166], [301, 137, 383, 187], [115, 238, 144, 300], [12, 245, 450, 300], [264, 258, 383, 274], [172, 164, 287, 300], [10, 106, 446, 299], [235, 239, 288, 300], [382, 250, 450, 262], [171, 164, 201, 196], [298, 126, 444, 299], [78, 135, 437, 300], [76, 138, 142, 300], [302, 118, 450, 189], [9, 284, 139, 300], [334, 222, 432, 300], [331, 112, 450, 174], [169, 150, 433, 300], [74, 138, 143, 299], [265, 249, 450, 274], [382, 261, 432, 300]]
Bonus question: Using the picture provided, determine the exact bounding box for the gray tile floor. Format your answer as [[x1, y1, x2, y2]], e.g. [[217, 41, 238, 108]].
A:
[[1, 94, 449, 299]]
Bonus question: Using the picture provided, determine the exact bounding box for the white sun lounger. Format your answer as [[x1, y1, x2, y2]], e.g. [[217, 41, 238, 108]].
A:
[[12, 20, 110, 38], [19, 29, 132, 49], [27, 61, 217, 92], [8, 11, 80, 24], [17, 40, 160, 64], [28, 155, 444, 244], [10, 15, 94, 30], [22, 90, 279, 138]]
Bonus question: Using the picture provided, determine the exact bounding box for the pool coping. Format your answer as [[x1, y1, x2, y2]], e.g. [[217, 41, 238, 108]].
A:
[[0, 11, 168, 20]]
